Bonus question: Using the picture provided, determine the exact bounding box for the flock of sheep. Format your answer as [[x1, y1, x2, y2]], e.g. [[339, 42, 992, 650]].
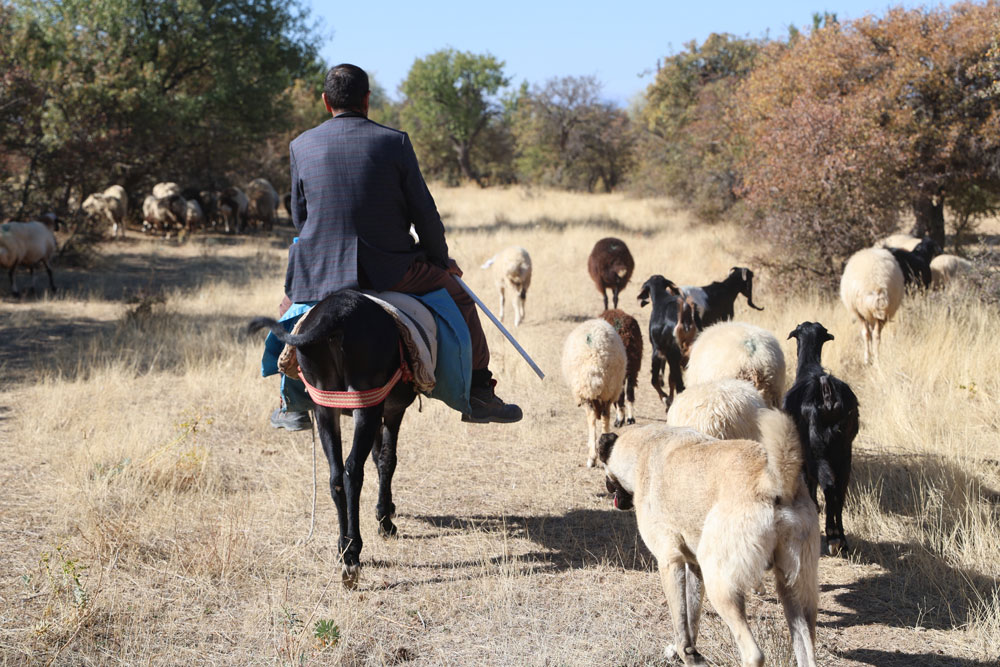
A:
[[482, 232, 979, 553], [0, 178, 285, 296], [81, 178, 283, 239]]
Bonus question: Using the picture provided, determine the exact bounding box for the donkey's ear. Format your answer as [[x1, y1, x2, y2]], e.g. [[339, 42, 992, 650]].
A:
[[598, 432, 619, 464]]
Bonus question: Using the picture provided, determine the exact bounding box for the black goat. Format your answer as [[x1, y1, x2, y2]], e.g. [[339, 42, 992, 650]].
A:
[[638, 275, 687, 410], [682, 266, 764, 328], [250, 290, 416, 587], [888, 237, 941, 289], [588, 237, 635, 310], [782, 321, 859, 556]]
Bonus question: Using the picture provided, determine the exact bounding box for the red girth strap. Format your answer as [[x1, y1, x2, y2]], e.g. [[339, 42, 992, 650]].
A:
[[298, 342, 412, 409]]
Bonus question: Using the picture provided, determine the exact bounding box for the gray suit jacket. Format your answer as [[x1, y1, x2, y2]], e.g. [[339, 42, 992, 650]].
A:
[[285, 112, 448, 302]]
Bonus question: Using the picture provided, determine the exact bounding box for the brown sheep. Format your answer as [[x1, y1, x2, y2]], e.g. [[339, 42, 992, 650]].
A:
[[588, 237, 634, 310], [600, 309, 643, 427]]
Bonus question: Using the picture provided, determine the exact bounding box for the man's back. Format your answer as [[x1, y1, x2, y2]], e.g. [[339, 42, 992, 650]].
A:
[[285, 112, 448, 302]]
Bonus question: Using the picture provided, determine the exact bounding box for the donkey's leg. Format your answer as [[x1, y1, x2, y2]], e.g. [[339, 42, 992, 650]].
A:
[[315, 406, 346, 545], [341, 404, 383, 588], [373, 403, 407, 537]]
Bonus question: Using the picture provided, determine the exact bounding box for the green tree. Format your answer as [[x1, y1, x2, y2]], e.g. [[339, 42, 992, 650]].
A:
[[4, 0, 320, 217], [512, 76, 634, 192], [632, 33, 761, 220], [400, 49, 509, 185]]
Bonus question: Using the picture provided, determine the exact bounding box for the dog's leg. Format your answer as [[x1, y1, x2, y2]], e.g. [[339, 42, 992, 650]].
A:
[[685, 564, 704, 652], [660, 561, 705, 666], [703, 573, 763, 667], [498, 283, 505, 322], [340, 404, 384, 588], [517, 289, 525, 327], [775, 507, 820, 667]]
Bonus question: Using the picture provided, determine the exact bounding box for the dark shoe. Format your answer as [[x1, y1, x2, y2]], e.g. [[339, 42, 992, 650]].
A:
[[270, 407, 311, 431], [462, 385, 523, 424]]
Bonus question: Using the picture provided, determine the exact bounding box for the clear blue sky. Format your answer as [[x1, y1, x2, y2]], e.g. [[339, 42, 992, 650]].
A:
[[308, 0, 930, 107]]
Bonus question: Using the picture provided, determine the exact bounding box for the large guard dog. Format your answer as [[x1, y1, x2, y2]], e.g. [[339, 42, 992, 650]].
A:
[[599, 410, 819, 667]]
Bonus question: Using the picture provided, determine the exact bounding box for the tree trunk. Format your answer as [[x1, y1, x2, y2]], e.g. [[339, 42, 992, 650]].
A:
[[453, 141, 482, 187], [909, 195, 945, 247]]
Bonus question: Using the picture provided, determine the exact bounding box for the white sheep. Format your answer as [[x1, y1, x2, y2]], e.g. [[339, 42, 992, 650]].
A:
[[840, 247, 904, 365], [82, 184, 129, 238], [665, 378, 766, 440], [684, 321, 786, 407], [142, 194, 186, 234], [930, 254, 974, 288], [481, 246, 532, 326], [152, 182, 182, 199], [245, 178, 279, 231], [878, 233, 921, 251], [184, 199, 204, 230], [0, 221, 57, 295], [562, 318, 627, 468]]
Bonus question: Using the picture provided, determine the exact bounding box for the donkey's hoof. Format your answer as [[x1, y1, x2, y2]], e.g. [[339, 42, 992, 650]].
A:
[[378, 520, 398, 538], [826, 536, 847, 557], [341, 563, 361, 589]]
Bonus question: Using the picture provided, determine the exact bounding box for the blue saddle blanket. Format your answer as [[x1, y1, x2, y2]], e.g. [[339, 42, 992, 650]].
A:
[[261, 288, 471, 414]]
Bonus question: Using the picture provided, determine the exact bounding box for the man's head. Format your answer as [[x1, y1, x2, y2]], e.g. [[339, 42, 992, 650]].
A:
[[323, 64, 370, 116]]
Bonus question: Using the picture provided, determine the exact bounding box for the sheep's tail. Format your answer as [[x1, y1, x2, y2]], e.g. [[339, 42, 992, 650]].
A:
[[248, 312, 339, 347], [862, 287, 890, 320], [756, 408, 804, 503], [481, 255, 497, 269]]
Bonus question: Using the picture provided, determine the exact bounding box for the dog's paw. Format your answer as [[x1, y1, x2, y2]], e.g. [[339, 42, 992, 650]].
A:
[[586, 455, 596, 468]]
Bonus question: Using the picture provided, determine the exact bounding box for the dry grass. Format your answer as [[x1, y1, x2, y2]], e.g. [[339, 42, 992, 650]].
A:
[[1, 185, 998, 665]]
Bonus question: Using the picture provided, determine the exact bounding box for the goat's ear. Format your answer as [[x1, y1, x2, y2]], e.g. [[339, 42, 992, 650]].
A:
[[637, 285, 650, 307], [598, 432, 618, 464], [787, 326, 800, 340], [824, 331, 835, 342]]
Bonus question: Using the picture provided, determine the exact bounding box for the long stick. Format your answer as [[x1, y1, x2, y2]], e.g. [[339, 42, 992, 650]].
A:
[[454, 275, 545, 380]]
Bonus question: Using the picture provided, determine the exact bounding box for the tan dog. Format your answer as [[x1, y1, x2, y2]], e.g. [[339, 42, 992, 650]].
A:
[[599, 411, 820, 667]]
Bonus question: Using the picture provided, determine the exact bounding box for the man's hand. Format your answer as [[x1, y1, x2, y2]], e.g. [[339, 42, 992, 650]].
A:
[[446, 258, 463, 277]]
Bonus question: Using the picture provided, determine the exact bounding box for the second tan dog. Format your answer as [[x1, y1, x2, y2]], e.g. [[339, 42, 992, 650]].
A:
[[599, 410, 820, 667]]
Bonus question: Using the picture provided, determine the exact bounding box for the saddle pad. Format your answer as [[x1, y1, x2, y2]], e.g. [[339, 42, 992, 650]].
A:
[[361, 290, 437, 393]]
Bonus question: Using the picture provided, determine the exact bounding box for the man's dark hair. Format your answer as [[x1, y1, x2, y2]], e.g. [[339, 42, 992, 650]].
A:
[[324, 64, 369, 111]]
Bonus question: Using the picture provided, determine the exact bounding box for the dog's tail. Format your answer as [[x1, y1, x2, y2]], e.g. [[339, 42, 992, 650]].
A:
[[757, 408, 804, 504], [481, 255, 497, 269]]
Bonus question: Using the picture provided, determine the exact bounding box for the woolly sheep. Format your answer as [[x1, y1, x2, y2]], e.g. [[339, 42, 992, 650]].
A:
[[684, 321, 786, 407], [246, 178, 279, 231], [482, 246, 532, 327], [184, 199, 204, 230], [82, 184, 128, 239], [218, 186, 249, 233], [562, 318, 628, 468], [0, 221, 57, 296], [599, 309, 643, 427], [142, 194, 186, 234], [930, 254, 974, 288], [587, 237, 634, 310], [878, 233, 921, 252], [839, 247, 904, 365], [152, 182, 182, 199], [665, 378, 766, 441]]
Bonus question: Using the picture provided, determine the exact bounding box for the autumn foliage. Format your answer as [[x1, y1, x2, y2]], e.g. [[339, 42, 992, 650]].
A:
[[735, 2, 1000, 283]]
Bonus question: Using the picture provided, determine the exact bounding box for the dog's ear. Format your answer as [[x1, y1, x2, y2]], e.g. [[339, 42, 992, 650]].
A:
[[598, 432, 618, 464]]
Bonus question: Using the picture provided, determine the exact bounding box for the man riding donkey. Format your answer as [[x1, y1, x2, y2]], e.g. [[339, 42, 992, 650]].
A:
[[266, 63, 522, 428]]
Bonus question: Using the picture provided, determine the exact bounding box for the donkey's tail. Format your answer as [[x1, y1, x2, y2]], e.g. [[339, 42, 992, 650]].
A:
[[248, 313, 340, 347]]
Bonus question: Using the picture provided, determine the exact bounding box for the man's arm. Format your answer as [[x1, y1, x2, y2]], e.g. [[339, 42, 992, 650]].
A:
[[400, 133, 449, 266], [290, 145, 307, 232]]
